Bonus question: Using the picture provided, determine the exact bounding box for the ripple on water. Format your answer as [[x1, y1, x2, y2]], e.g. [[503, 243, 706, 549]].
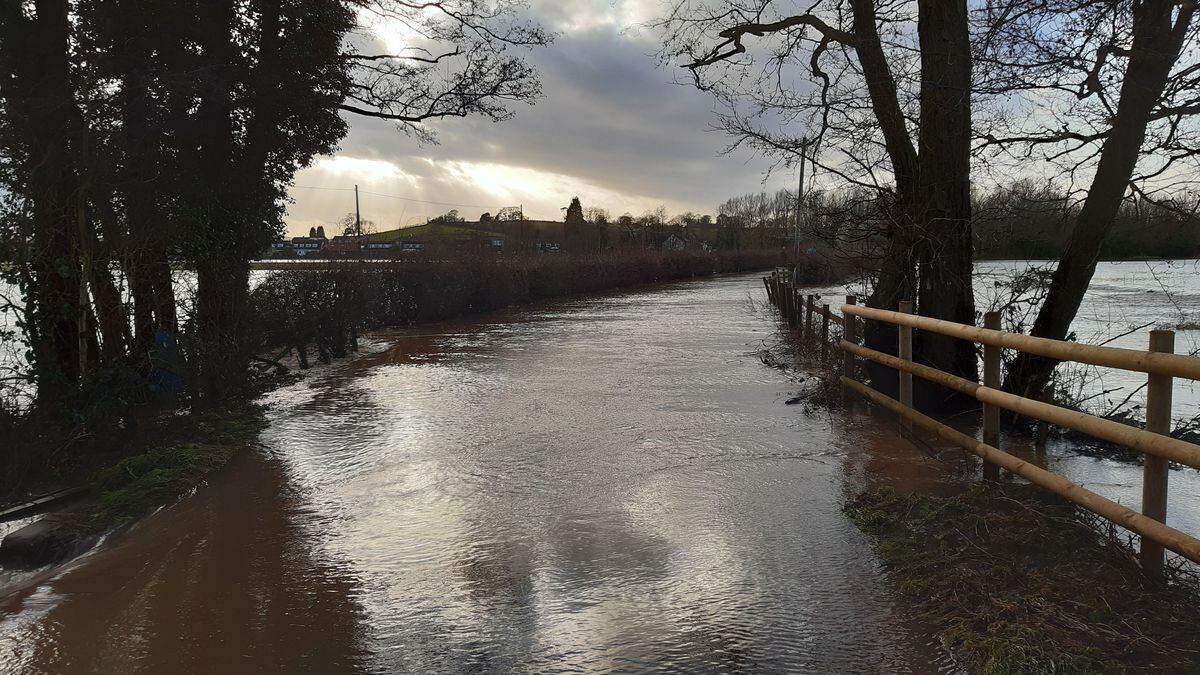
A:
[[253, 274, 938, 673], [0, 274, 943, 674]]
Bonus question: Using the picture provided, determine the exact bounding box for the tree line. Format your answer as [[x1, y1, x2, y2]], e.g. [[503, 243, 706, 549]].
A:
[[0, 1, 549, 425], [718, 181, 1200, 261], [658, 0, 1198, 411], [422, 197, 801, 253]]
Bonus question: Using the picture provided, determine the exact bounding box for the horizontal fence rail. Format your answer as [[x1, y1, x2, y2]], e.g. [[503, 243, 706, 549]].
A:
[[839, 340, 1200, 470], [832, 300, 1200, 577], [843, 304, 1200, 380], [761, 274, 1200, 578], [841, 377, 1200, 565]]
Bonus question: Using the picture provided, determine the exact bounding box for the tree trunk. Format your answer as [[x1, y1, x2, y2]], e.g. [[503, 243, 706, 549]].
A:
[[127, 262, 157, 358], [148, 257, 178, 333], [196, 258, 250, 398], [90, 262, 129, 365], [853, 0, 977, 409], [119, 36, 167, 360], [15, 0, 85, 409], [125, 252, 177, 362], [193, 0, 245, 401], [1004, 0, 1195, 402], [912, 0, 978, 411], [850, 0, 922, 396]]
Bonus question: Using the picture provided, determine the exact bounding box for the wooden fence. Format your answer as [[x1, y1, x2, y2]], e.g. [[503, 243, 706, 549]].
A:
[[763, 269, 843, 361], [762, 268, 1200, 577]]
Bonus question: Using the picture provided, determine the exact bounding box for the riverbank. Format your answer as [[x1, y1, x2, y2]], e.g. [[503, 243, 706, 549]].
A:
[[846, 484, 1200, 673], [0, 402, 271, 568]]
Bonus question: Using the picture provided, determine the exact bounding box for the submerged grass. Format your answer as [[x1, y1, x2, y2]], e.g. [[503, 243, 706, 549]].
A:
[[91, 405, 267, 528], [846, 484, 1200, 674]]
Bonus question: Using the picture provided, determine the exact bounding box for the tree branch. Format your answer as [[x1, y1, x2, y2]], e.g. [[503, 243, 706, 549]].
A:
[[687, 14, 857, 70], [343, 49, 462, 64]]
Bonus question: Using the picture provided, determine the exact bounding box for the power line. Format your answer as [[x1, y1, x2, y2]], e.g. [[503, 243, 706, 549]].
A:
[[361, 189, 496, 210], [291, 184, 499, 210], [291, 185, 355, 192]]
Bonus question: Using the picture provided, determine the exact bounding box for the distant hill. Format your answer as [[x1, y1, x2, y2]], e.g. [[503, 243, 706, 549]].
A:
[[362, 223, 505, 242]]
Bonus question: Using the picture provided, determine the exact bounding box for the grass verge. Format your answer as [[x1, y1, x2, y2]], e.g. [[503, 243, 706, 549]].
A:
[[846, 484, 1200, 673], [90, 405, 267, 529]]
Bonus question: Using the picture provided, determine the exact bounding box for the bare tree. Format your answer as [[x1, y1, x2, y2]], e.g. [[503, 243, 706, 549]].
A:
[[342, 0, 554, 141], [655, 0, 978, 405], [976, 0, 1198, 401]]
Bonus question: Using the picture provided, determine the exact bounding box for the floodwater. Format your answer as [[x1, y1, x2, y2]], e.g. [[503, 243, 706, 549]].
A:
[[808, 259, 1200, 421], [0, 274, 948, 673], [808, 259, 1200, 554], [980, 260, 1200, 423]]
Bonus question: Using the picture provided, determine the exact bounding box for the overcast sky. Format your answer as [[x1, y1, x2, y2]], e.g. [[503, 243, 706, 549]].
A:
[[284, 0, 795, 236]]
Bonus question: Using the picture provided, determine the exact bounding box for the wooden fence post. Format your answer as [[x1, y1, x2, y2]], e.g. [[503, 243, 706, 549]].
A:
[[786, 284, 798, 328], [898, 301, 913, 437], [983, 312, 1002, 481], [842, 295, 858, 376], [821, 304, 831, 362], [793, 289, 803, 330], [763, 277, 772, 305], [804, 294, 814, 341], [1141, 329, 1175, 577]]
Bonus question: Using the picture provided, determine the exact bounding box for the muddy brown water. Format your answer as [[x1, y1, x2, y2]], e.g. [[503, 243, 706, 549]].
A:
[[0, 273, 951, 673]]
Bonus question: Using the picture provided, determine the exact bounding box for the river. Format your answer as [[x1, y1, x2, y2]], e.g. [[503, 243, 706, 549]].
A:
[[0, 273, 950, 673]]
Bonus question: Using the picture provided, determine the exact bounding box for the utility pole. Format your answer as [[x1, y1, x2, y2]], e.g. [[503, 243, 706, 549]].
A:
[[354, 184, 362, 237], [355, 184, 362, 259]]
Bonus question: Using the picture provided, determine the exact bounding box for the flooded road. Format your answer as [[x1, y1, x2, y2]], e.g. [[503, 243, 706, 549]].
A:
[[0, 273, 941, 673]]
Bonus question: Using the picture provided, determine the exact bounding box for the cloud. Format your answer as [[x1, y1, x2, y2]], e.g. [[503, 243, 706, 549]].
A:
[[285, 2, 793, 235]]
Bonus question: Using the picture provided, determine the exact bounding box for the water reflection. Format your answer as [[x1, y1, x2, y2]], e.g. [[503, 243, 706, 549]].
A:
[[1, 274, 942, 673], [255, 276, 938, 672], [0, 451, 371, 673]]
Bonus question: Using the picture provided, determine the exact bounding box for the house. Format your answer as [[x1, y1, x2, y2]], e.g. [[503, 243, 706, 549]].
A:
[[661, 234, 688, 251], [267, 235, 327, 258], [323, 235, 363, 256], [288, 236, 327, 256], [476, 220, 562, 252]]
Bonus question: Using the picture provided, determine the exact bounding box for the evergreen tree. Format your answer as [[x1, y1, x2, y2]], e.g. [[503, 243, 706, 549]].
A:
[[565, 197, 584, 224], [0, 0, 552, 416], [564, 197, 586, 253]]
